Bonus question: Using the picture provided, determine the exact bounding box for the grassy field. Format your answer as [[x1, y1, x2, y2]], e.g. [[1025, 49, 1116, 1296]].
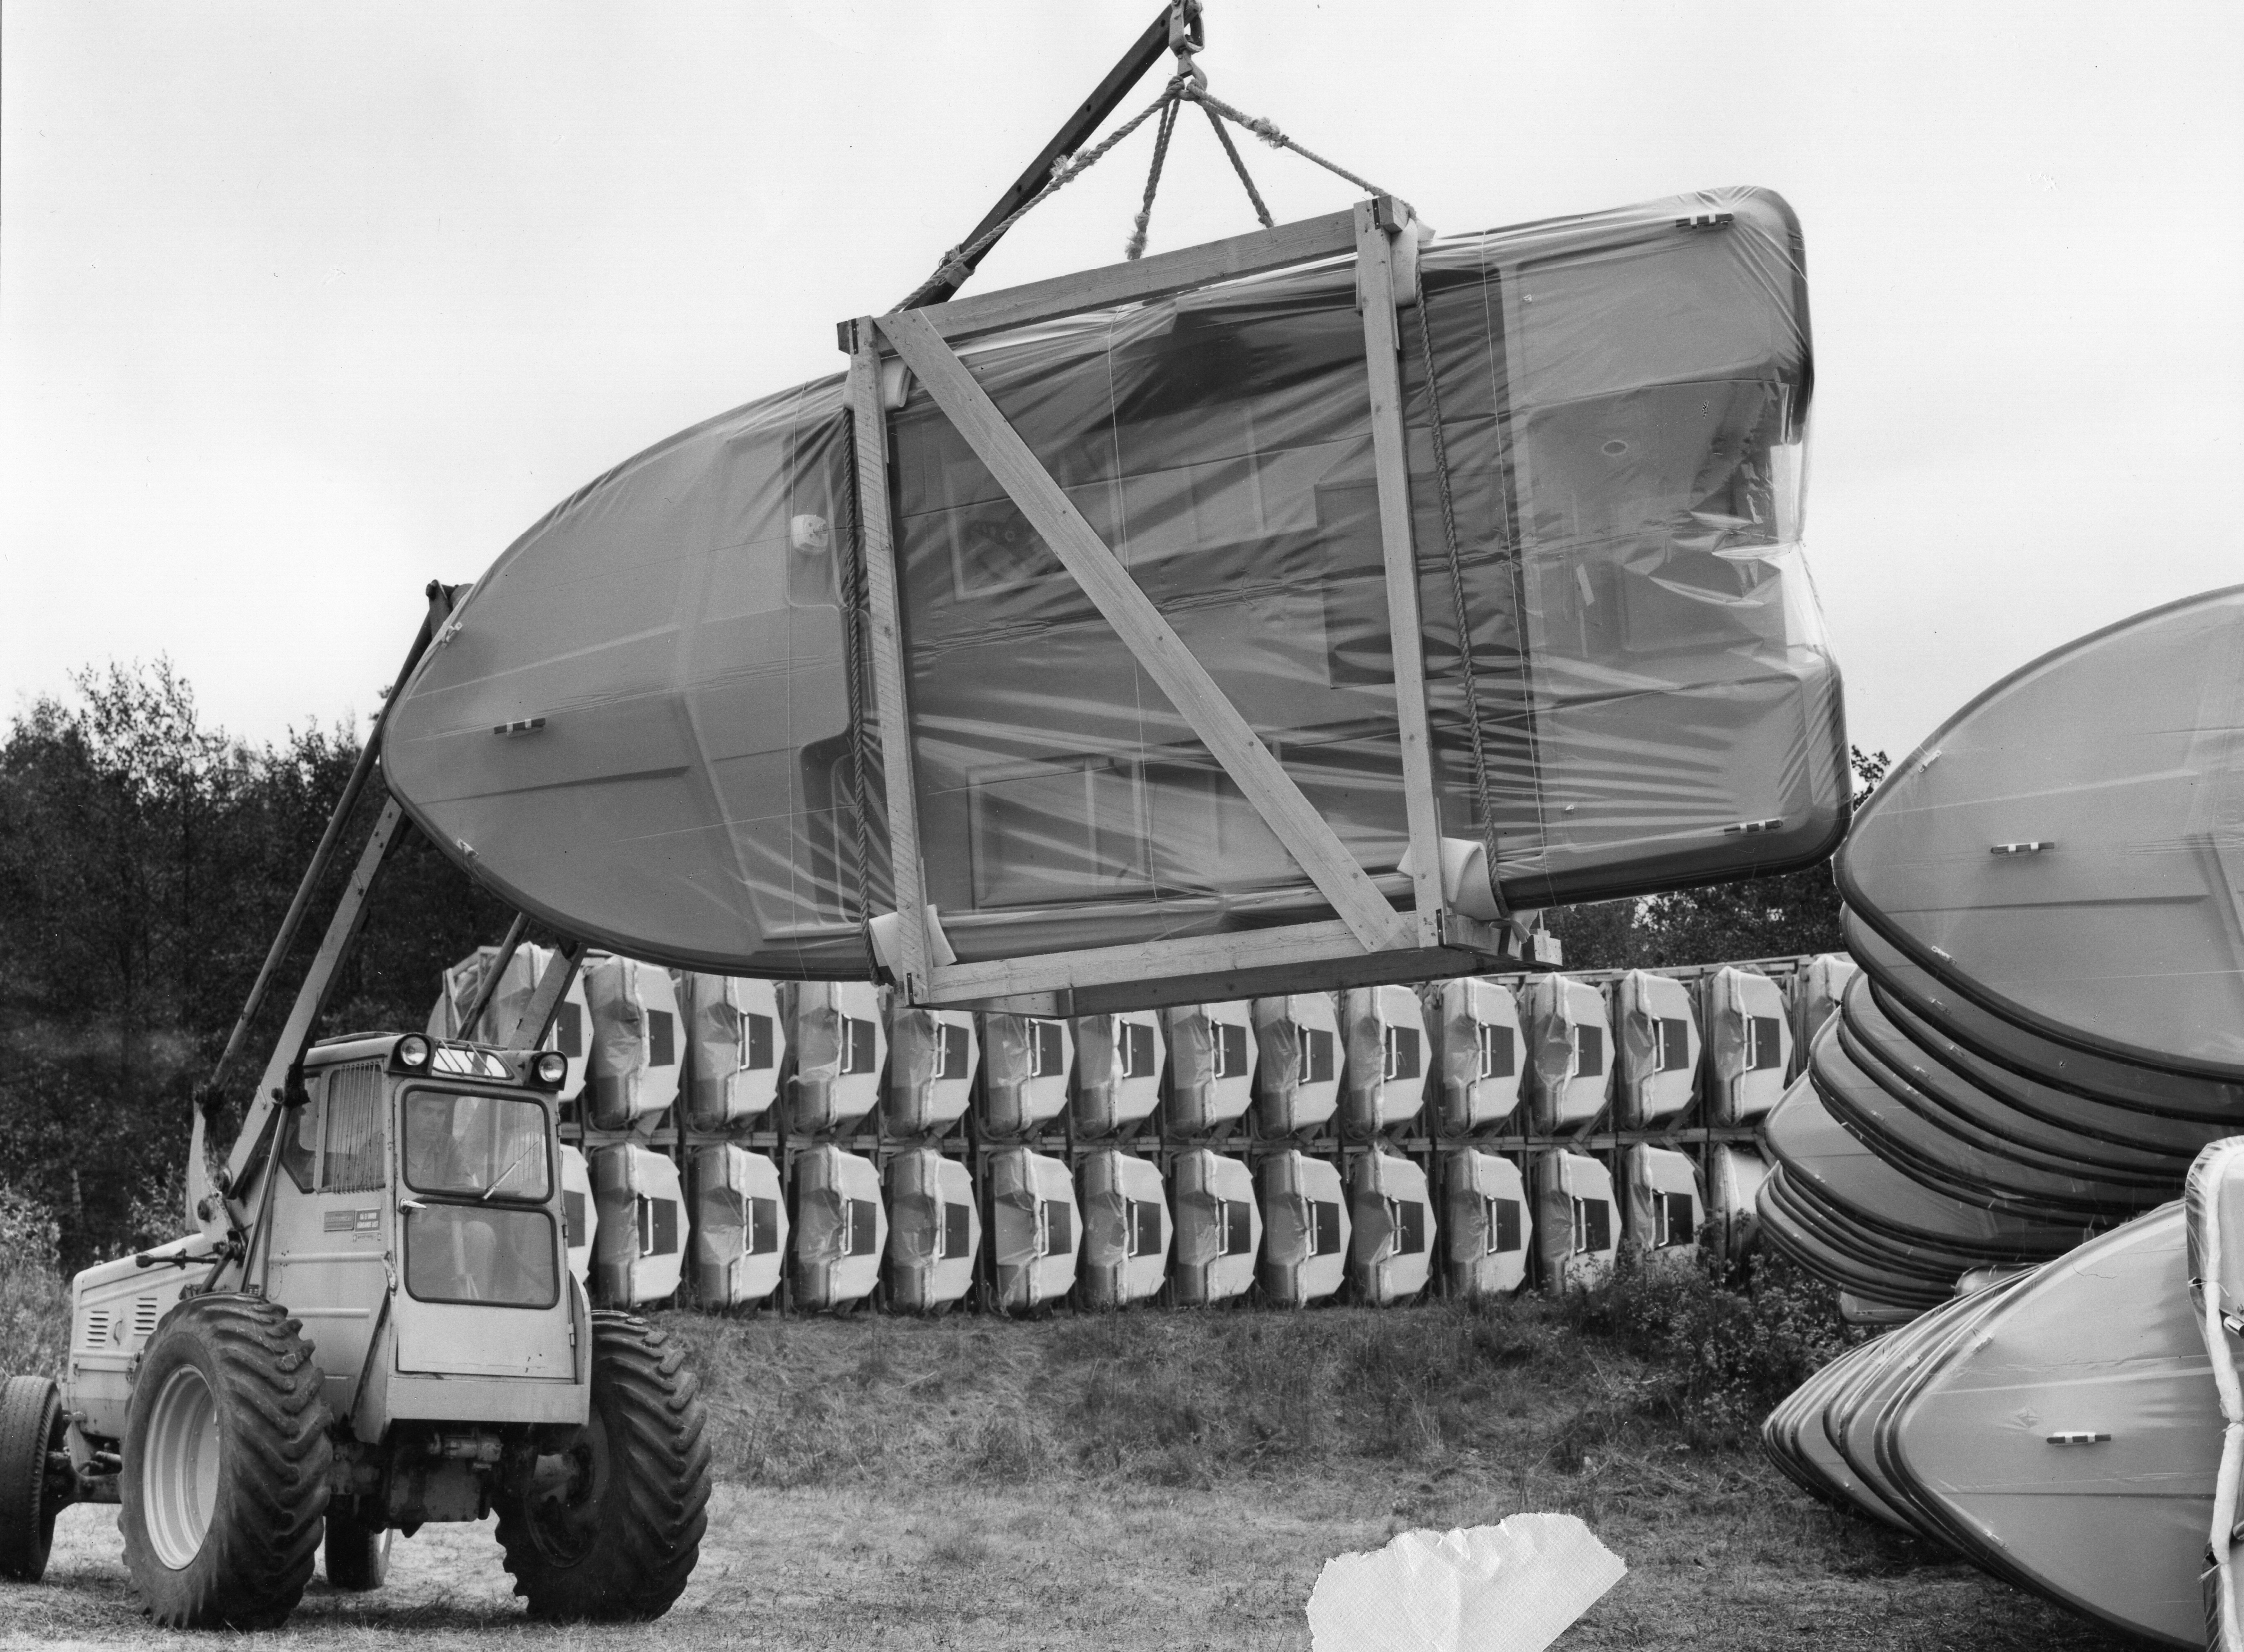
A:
[[0, 1274, 2142, 1650]]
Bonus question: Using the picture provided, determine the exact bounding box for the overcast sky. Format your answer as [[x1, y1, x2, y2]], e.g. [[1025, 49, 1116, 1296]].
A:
[[4, 0, 2239, 765]]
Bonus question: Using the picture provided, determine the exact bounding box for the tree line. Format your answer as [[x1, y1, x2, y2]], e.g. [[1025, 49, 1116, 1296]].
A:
[[0, 658, 1885, 1268]]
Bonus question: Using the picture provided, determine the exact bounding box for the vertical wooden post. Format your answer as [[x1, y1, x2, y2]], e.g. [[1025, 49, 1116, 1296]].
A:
[[847, 321, 933, 1002], [1356, 198, 1446, 947]]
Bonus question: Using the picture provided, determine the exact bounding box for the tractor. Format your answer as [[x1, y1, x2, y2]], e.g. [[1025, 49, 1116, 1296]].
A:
[[0, 586, 711, 1627]]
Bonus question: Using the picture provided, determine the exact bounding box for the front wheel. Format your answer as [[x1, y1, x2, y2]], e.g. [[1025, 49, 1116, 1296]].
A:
[[0, 1374, 67, 1580], [118, 1295, 333, 1629], [494, 1311, 710, 1621]]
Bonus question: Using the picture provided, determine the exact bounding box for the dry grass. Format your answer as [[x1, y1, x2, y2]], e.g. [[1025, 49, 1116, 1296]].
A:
[[0, 1273, 2143, 1649]]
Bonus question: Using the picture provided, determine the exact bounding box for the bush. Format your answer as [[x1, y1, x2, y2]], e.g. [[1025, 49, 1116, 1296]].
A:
[[0, 1182, 70, 1381]]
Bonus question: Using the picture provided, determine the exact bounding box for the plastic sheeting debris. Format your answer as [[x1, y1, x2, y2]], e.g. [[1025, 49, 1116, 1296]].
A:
[[1305, 1515, 1625, 1652]]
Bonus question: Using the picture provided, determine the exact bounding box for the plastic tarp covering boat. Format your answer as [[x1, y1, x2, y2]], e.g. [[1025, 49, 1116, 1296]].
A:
[[989, 1147, 1079, 1312], [1349, 1151, 1434, 1305], [687, 1142, 786, 1306], [559, 1142, 596, 1289], [1624, 1144, 1705, 1266], [1702, 966, 1792, 1124], [429, 944, 589, 1104], [1707, 1144, 1769, 1262], [781, 980, 885, 1135], [1252, 993, 1342, 1135], [2187, 1141, 2244, 1652], [1789, 953, 1857, 1080], [1520, 976, 1611, 1131], [1165, 1001, 1257, 1132], [1879, 1203, 2215, 1648], [790, 1144, 886, 1310], [1838, 586, 2244, 1087], [1079, 1150, 1171, 1308], [1260, 1151, 1350, 1306], [1763, 1072, 2094, 1267], [980, 1013, 1074, 1136], [1171, 1148, 1260, 1305], [1340, 985, 1429, 1135], [1760, 1336, 1918, 1531], [1072, 1008, 1166, 1135], [589, 1142, 685, 1306], [1426, 977, 1522, 1132], [1442, 1148, 1530, 1296], [884, 1005, 977, 1135], [679, 972, 782, 1132], [582, 956, 682, 1131], [1613, 970, 1699, 1127], [1534, 1150, 1617, 1289], [379, 188, 1843, 976], [884, 1146, 980, 1312], [1843, 905, 2244, 1124]]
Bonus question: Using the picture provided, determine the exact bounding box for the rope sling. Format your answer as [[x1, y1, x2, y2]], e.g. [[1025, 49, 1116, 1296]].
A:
[[862, 22, 1514, 937]]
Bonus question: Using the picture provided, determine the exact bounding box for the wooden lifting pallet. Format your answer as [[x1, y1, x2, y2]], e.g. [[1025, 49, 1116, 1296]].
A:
[[841, 198, 1558, 1020]]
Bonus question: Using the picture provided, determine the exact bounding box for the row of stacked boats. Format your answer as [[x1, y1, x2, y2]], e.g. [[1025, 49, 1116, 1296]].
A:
[[1759, 585, 2244, 1648]]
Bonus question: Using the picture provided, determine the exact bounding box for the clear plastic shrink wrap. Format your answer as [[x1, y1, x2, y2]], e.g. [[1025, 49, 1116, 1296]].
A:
[[679, 972, 783, 1131], [981, 1013, 1074, 1136], [884, 1005, 978, 1135], [884, 1147, 980, 1311], [1171, 1148, 1261, 1305], [1252, 993, 1342, 1135], [1534, 1150, 1617, 1289], [1624, 1143, 1705, 1267], [1071, 1008, 1166, 1134], [688, 1143, 786, 1306], [1521, 976, 1612, 1130], [781, 980, 885, 1134], [1079, 1151, 1171, 1308], [429, 944, 589, 1104], [583, 956, 682, 1131], [1444, 1147, 1530, 1296], [989, 1147, 1080, 1312], [382, 188, 1844, 977], [1340, 985, 1430, 1135], [790, 1145, 886, 1309], [1426, 978, 1522, 1132], [1165, 1001, 1257, 1131], [1259, 1151, 1351, 1306], [1613, 969, 1699, 1127], [1349, 1151, 1435, 1305]]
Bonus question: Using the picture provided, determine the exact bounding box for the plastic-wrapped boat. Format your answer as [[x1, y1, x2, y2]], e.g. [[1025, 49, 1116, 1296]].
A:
[[1701, 965, 1791, 1124], [790, 1144, 886, 1310], [1624, 1144, 1704, 1266], [379, 189, 1843, 994], [1705, 1144, 1769, 1262], [1533, 1150, 1616, 1289], [1165, 1001, 1257, 1132], [589, 1142, 686, 1305], [1442, 1147, 1530, 1296], [988, 1147, 1080, 1312], [1612, 970, 1699, 1128], [1520, 977, 1612, 1131], [1252, 993, 1342, 1136], [678, 972, 783, 1131], [687, 1142, 786, 1306], [1170, 1148, 1260, 1306], [582, 955, 683, 1131], [884, 1004, 977, 1135], [1838, 586, 2244, 1091], [1071, 1008, 1165, 1135], [1340, 985, 1429, 1135], [1259, 1151, 1349, 1306], [1348, 1151, 1434, 1305], [884, 1147, 979, 1312], [559, 1142, 597, 1289], [1079, 1150, 1170, 1308], [430, 943, 590, 1105], [1788, 953, 1857, 1079], [2187, 1141, 2244, 1651], [1425, 977, 1522, 1133], [782, 980, 886, 1135], [980, 1012, 1073, 1136]]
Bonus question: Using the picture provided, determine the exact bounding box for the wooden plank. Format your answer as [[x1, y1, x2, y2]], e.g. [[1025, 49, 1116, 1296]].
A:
[[847, 328, 932, 1000], [1356, 199, 1446, 947], [877, 307, 1406, 955], [902, 209, 1357, 345]]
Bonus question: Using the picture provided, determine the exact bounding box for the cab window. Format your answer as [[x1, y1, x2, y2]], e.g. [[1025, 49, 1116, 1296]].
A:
[[402, 1091, 552, 1202]]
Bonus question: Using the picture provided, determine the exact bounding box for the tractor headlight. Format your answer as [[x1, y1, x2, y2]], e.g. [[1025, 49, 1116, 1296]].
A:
[[532, 1050, 568, 1088], [396, 1034, 433, 1071]]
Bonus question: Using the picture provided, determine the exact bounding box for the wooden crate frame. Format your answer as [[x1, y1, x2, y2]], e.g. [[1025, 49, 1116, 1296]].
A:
[[841, 197, 1556, 1017]]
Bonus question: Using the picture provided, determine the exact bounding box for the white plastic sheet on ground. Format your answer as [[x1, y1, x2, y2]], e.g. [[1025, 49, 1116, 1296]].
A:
[[1166, 1001, 1258, 1132], [981, 1013, 1075, 1136], [885, 1004, 978, 1135], [782, 981, 886, 1134], [1072, 1008, 1166, 1135], [1172, 1148, 1261, 1305], [1254, 993, 1343, 1136], [678, 972, 783, 1131], [583, 955, 683, 1131], [1342, 986, 1430, 1135], [1426, 978, 1522, 1133], [1305, 1515, 1626, 1652]]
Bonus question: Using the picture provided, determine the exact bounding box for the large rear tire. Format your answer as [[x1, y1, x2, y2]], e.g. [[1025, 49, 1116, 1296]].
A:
[[0, 1373, 66, 1581], [119, 1295, 333, 1629], [322, 1508, 390, 1590], [494, 1311, 709, 1621]]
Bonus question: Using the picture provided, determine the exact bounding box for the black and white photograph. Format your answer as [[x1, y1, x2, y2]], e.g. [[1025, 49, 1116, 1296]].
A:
[[1, 3, 2238, 1647]]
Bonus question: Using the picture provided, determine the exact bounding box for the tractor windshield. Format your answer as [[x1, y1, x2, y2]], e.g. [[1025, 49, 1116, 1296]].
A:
[[402, 1090, 552, 1202]]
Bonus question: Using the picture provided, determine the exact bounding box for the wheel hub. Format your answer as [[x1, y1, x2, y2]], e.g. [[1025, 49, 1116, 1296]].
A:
[[142, 1364, 221, 1570]]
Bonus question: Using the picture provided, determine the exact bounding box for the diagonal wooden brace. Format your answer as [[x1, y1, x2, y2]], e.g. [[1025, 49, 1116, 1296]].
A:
[[876, 306, 1406, 954]]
